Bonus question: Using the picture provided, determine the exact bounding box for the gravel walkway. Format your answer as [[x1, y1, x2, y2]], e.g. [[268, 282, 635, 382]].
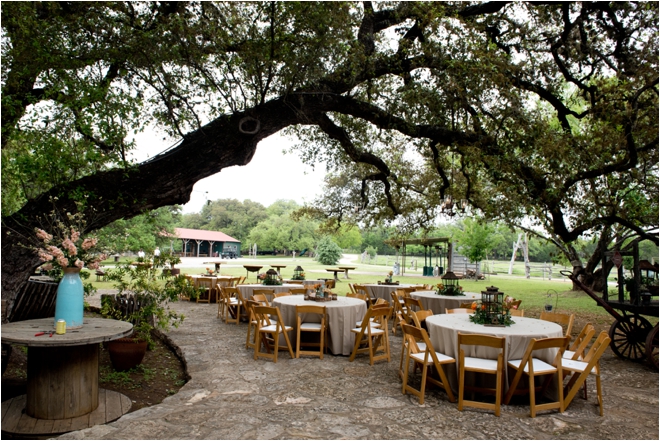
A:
[[60, 293, 658, 440]]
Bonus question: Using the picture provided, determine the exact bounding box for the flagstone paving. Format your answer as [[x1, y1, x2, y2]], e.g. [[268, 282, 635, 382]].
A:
[[58, 296, 658, 440]]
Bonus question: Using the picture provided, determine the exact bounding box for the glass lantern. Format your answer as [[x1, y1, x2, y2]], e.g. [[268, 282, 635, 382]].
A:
[[481, 286, 504, 323], [293, 265, 305, 280], [441, 271, 460, 295], [264, 268, 280, 285]]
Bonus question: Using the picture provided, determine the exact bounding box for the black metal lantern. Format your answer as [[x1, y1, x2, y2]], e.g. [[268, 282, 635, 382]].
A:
[[293, 265, 305, 280], [441, 271, 460, 295], [264, 268, 280, 285], [481, 286, 504, 323]]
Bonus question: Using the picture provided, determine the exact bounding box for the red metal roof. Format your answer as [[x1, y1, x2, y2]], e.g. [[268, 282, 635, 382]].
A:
[[174, 228, 240, 243]]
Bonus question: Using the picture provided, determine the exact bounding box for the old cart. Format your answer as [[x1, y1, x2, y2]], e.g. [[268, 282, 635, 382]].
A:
[[561, 246, 659, 369]]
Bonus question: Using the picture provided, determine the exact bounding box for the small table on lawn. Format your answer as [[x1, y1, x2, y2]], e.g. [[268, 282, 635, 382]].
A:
[[337, 266, 356, 279], [243, 265, 263, 281], [325, 268, 342, 282], [270, 265, 286, 275], [203, 261, 227, 274], [1, 317, 133, 437]]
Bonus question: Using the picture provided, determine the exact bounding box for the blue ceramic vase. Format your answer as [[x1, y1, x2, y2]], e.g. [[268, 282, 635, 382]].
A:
[[54, 267, 84, 329]]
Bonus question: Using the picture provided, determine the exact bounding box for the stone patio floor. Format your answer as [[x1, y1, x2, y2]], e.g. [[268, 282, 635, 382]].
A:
[[57, 294, 659, 440]]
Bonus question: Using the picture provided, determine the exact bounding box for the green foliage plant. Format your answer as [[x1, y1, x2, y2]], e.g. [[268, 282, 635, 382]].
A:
[[315, 236, 343, 266], [103, 261, 186, 349]]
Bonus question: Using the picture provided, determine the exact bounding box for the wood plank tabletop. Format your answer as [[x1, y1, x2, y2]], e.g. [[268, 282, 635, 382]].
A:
[[1, 317, 133, 347]]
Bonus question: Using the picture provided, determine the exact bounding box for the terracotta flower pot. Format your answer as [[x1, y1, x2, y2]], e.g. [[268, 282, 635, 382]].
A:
[[107, 337, 148, 371]]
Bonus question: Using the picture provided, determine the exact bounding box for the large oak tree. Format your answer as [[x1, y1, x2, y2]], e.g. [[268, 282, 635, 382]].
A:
[[2, 2, 658, 314]]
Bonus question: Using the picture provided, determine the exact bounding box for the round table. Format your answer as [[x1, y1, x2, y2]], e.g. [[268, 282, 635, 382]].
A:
[[364, 284, 415, 302], [425, 314, 564, 393], [1, 317, 133, 436], [270, 265, 286, 275], [243, 265, 263, 281], [282, 279, 326, 287], [273, 296, 368, 355], [411, 291, 481, 314]]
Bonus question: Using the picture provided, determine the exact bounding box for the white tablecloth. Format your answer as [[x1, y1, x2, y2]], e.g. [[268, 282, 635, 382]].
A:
[[410, 291, 481, 314], [425, 314, 563, 393], [273, 296, 368, 355], [364, 284, 415, 302], [237, 284, 303, 302]]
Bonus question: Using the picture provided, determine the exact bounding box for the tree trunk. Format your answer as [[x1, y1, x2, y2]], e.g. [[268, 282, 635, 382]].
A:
[[1, 95, 331, 314]]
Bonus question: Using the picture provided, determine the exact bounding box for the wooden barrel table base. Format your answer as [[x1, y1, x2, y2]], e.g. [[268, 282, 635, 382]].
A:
[[1, 317, 134, 436]]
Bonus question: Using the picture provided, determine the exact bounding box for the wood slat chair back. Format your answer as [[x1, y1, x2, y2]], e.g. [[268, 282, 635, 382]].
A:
[[253, 306, 294, 362], [349, 306, 393, 365], [401, 324, 456, 404], [459, 302, 474, 308], [510, 309, 525, 317], [289, 288, 308, 295], [251, 293, 270, 306], [562, 331, 610, 416], [503, 336, 569, 418], [295, 305, 327, 359], [446, 308, 473, 314], [287, 281, 304, 285], [347, 292, 368, 301], [272, 292, 291, 299], [252, 288, 274, 303], [324, 279, 336, 290], [457, 332, 506, 417], [539, 311, 575, 339]]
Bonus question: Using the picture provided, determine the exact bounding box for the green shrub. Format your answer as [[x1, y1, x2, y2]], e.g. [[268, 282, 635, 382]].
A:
[[315, 237, 342, 265]]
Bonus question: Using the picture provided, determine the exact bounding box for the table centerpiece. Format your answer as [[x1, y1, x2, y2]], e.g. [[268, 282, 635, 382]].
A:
[[469, 286, 515, 326], [261, 268, 283, 286], [436, 270, 464, 296]]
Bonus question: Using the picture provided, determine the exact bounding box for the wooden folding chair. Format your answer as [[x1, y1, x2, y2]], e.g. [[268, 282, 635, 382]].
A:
[[253, 305, 294, 362], [245, 299, 262, 350], [223, 287, 242, 325], [510, 309, 525, 317], [503, 336, 569, 417], [540, 311, 575, 339], [295, 305, 327, 359], [195, 276, 214, 303], [349, 306, 392, 365], [457, 332, 506, 417], [347, 292, 368, 301], [391, 292, 409, 335], [353, 284, 374, 304], [401, 324, 456, 404], [446, 308, 473, 314], [563, 331, 610, 416], [564, 323, 595, 361], [272, 292, 291, 299], [398, 310, 431, 379], [459, 302, 474, 308], [289, 288, 307, 295]]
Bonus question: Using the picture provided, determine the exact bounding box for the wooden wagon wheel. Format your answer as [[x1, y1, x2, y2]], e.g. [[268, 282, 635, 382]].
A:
[[645, 324, 659, 369], [608, 314, 653, 362]]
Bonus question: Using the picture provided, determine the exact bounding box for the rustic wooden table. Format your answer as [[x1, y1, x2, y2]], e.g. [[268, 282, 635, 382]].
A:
[[1, 317, 133, 437]]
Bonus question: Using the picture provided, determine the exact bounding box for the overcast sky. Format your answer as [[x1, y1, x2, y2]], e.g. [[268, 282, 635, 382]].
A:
[[130, 131, 325, 214]]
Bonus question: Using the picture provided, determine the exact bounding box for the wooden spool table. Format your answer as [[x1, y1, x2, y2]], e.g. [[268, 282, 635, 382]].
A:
[[1, 317, 133, 437]]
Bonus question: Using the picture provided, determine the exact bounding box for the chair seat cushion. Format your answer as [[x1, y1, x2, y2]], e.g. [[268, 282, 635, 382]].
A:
[[562, 358, 597, 374], [300, 322, 323, 331], [464, 356, 500, 372], [261, 324, 292, 332], [411, 351, 455, 364], [351, 326, 384, 335], [508, 357, 557, 374]]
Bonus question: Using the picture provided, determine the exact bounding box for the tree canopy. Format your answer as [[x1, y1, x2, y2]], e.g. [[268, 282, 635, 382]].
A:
[[2, 2, 658, 301]]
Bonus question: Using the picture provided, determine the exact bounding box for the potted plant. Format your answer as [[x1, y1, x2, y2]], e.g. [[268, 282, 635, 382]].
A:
[[103, 261, 185, 371], [156, 250, 181, 276]]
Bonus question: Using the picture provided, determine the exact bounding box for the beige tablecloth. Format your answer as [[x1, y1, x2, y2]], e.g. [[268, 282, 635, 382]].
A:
[[282, 280, 326, 287], [364, 284, 415, 302], [273, 296, 368, 355], [425, 314, 564, 393], [410, 291, 481, 314], [237, 284, 303, 302]]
